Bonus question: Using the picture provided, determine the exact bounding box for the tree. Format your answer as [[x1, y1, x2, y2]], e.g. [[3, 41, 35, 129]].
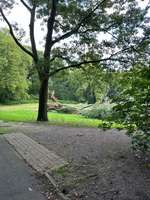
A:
[[0, 29, 31, 102], [50, 65, 108, 103], [49, 71, 80, 102], [0, 0, 149, 121]]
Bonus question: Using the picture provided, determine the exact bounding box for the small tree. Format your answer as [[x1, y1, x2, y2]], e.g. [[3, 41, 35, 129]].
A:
[[0, 0, 149, 121]]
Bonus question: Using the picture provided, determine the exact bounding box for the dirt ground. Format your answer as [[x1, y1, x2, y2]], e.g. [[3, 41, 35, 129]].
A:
[[1, 121, 150, 200]]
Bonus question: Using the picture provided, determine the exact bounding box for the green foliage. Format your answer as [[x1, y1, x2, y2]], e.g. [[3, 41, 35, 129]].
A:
[[1, 98, 38, 105], [49, 70, 82, 102], [28, 69, 40, 96], [113, 65, 150, 152], [84, 84, 96, 104], [2, 0, 148, 73], [80, 103, 114, 120], [0, 29, 31, 102], [98, 121, 113, 130], [131, 131, 150, 152], [49, 66, 110, 103]]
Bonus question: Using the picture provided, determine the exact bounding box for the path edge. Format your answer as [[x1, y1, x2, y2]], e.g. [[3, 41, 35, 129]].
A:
[[44, 172, 70, 200]]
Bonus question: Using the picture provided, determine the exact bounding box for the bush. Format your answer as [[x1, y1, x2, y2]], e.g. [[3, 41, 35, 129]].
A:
[[113, 65, 150, 152], [98, 121, 113, 129], [131, 131, 150, 153], [1, 97, 38, 105], [80, 103, 114, 120]]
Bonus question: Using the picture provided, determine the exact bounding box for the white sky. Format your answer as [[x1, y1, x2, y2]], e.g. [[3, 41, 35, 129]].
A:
[[0, 0, 150, 50]]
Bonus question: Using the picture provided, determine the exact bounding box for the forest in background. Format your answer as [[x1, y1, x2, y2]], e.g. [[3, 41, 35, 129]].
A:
[[0, 29, 122, 104]]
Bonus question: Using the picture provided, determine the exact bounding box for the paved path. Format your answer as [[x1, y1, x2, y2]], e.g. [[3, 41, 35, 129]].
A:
[[1, 122, 150, 200], [0, 137, 46, 200], [5, 133, 67, 174]]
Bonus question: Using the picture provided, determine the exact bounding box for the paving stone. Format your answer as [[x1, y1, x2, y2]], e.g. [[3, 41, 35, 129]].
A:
[[4, 133, 67, 174]]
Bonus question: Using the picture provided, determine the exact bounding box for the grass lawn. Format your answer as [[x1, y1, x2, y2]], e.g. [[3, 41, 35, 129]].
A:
[[0, 103, 123, 128]]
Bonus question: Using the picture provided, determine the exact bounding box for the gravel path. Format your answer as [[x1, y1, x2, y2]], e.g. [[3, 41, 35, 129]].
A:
[[1, 122, 150, 200]]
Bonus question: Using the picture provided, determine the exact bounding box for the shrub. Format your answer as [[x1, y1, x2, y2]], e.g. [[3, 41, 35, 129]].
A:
[[80, 103, 114, 120], [113, 65, 150, 152], [131, 131, 150, 152], [98, 121, 113, 130]]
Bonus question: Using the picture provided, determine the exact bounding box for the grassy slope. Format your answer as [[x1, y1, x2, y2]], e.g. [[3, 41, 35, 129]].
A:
[[0, 103, 122, 128]]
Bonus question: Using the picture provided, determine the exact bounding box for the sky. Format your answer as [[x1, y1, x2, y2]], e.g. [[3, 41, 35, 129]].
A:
[[0, 0, 44, 49], [0, 0, 150, 50]]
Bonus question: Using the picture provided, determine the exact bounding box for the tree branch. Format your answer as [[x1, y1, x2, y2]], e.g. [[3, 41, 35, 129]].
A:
[[49, 58, 129, 77], [20, 0, 31, 11], [0, 8, 33, 58], [78, 23, 117, 38], [29, 4, 38, 62], [49, 46, 135, 76], [44, 0, 58, 58], [52, 0, 107, 45], [50, 55, 72, 63]]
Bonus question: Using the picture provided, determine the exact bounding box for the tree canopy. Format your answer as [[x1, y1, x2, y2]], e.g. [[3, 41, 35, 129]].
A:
[[0, 29, 31, 102]]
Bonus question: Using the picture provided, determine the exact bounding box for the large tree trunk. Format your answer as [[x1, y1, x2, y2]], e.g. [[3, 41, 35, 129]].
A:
[[37, 77, 49, 121]]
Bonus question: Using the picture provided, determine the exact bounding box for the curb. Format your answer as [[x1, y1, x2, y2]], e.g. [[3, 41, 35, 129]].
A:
[[44, 172, 70, 200]]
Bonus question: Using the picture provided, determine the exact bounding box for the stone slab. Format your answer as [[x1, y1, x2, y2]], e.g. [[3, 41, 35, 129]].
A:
[[5, 133, 67, 174]]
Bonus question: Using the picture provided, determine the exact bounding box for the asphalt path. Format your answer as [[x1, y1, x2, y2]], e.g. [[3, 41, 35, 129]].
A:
[[0, 136, 46, 200]]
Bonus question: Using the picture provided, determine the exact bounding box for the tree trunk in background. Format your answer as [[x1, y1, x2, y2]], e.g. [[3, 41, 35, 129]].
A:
[[37, 77, 49, 121]]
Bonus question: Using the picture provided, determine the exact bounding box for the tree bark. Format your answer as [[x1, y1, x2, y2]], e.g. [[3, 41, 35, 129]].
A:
[[37, 77, 49, 121]]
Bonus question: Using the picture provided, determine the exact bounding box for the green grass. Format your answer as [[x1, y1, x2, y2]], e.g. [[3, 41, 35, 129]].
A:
[[53, 165, 69, 176], [0, 103, 123, 128]]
